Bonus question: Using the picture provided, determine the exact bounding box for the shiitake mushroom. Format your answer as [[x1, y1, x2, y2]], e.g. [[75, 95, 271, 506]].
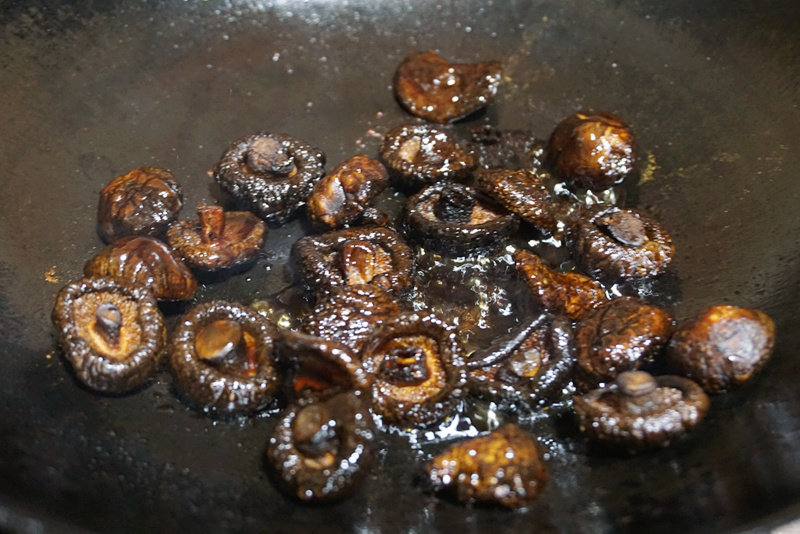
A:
[[303, 284, 403, 354], [574, 297, 674, 391], [393, 50, 503, 123], [467, 315, 574, 408], [513, 249, 607, 321], [267, 391, 375, 502], [52, 277, 166, 393], [291, 226, 414, 296], [169, 301, 279, 415], [273, 330, 371, 405], [666, 305, 775, 393], [360, 313, 467, 428], [84, 236, 197, 301], [306, 154, 389, 230], [97, 166, 183, 243], [426, 424, 548, 508], [380, 124, 474, 191], [214, 132, 326, 225], [547, 111, 637, 190], [574, 370, 709, 451], [166, 204, 267, 272], [474, 169, 562, 236], [569, 205, 675, 282], [402, 181, 519, 256]]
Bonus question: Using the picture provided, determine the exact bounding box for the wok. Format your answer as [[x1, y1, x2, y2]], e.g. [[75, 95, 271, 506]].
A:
[[1, 0, 799, 532]]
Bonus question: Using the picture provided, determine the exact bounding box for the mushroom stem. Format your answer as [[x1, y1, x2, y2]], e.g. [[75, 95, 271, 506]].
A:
[[242, 331, 259, 379], [198, 204, 226, 243], [94, 302, 122, 347], [246, 136, 294, 174], [341, 240, 377, 285]]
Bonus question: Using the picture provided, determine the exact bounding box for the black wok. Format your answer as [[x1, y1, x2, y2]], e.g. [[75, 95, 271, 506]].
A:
[[1, 0, 799, 532]]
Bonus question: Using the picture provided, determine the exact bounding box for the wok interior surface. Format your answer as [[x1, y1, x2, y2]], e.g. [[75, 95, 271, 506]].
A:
[[1, 0, 799, 532]]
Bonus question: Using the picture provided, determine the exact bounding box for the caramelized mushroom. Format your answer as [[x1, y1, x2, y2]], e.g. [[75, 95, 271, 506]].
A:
[[380, 124, 474, 191], [166, 204, 266, 272], [574, 297, 674, 391], [213, 132, 326, 225], [426, 424, 548, 508], [394, 51, 502, 123], [467, 315, 574, 407], [514, 249, 607, 320], [291, 226, 414, 296], [84, 236, 197, 300], [169, 301, 279, 414], [474, 169, 564, 236], [574, 371, 710, 451], [469, 126, 545, 171], [267, 391, 375, 502], [547, 112, 637, 190], [273, 331, 370, 405], [360, 313, 467, 428], [97, 166, 183, 243], [403, 181, 519, 256], [52, 277, 166, 393], [307, 154, 389, 229], [570, 205, 674, 281], [666, 305, 775, 393], [303, 284, 402, 354]]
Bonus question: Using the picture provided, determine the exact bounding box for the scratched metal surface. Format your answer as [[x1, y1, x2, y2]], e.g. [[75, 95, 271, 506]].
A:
[[0, 0, 799, 532]]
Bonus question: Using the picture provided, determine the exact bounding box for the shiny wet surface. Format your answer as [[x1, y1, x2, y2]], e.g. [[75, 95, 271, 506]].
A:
[[1, 0, 799, 532]]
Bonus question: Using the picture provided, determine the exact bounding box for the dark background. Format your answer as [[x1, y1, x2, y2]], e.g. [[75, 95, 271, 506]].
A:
[[1, 0, 799, 532]]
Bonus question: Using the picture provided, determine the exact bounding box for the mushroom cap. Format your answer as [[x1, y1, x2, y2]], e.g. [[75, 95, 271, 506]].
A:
[[52, 277, 166, 393], [267, 391, 375, 502], [570, 205, 674, 282], [426, 424, 548, 508], [97, 166, 183, 243], [402, 181, 519, 256], [84, 236, 197, 300], [360, 312, 467, 428], [380, 123, 474, 191], [574, 372, 710, 451], [169, 300, 279, 415], [547, 111, 637, 190], [213, 132, 326, 225], [666, 305, 776, 393], [394, 51, 503, 124]]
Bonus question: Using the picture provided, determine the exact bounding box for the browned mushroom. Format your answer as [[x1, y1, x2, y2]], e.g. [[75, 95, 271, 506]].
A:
[[380, 124, 474, 191], [267, 391, 375, 502], [393, 51, 502, 123], [402, 181, 519, 256], [166, 204, 266, 272], [569, 205, 675, 282], [514, 249, 607, 321], [169, 301, 279, 414], [213, 132, 326, 225], [474, 168, 563, 236], [97, 166, 183, 243], [426, 424, 548, 508], [52, 277, 166, 393], [360, 313, 467, 428], [574, 370, 710, 451], [547, 112, 637, 190], [574, 297, 674, 390], [666, 305, 776, 393], [306, 154, 389, 229], [291, 226, 414, 296], [467, 315, 574, 408], [84, 236, 197, 300], [468, 126, 545, 171]]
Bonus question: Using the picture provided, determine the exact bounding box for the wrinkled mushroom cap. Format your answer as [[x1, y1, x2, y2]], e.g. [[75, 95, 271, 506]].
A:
[[52, 277, 166, 393], [574, 371, 710, 451]]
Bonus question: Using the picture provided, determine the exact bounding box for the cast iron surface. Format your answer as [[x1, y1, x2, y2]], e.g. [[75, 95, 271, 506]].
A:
[[1, 0, 799, 532]]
